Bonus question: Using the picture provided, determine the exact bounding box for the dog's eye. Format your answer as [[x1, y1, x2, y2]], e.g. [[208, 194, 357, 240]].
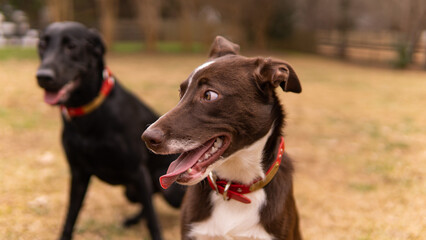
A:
[[67, 43, 76, 50], [203, 90, 218, 101]]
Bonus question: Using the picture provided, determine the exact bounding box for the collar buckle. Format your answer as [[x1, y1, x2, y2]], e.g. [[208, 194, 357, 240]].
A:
[[208, 172, 219, 194], [209, 172, 232, 201], [222, 181, 232, 201], [206, 137, 285, 204], [61, 106, 71, 121]]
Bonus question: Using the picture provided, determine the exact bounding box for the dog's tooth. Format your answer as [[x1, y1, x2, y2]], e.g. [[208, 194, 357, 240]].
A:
[[187, 168, 192, 173], [215, 138, 223, 148], [210, 147, 217, 154]]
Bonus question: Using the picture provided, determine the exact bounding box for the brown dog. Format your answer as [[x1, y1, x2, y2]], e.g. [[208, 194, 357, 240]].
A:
[[143, 36, 302, 240]]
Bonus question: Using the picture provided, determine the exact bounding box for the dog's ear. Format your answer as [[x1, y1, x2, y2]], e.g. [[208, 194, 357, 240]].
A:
[[208, 36, 240, 59], [254, 58, 302, 93], [87, 28, 106, 57]]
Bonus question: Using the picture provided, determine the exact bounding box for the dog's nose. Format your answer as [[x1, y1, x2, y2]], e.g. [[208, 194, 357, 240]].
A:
[[36, 68, 56, 84], [142, 128, 165, 150]]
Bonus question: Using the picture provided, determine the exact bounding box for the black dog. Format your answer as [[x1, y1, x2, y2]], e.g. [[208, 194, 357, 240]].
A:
[[36, 22, 184, 240]]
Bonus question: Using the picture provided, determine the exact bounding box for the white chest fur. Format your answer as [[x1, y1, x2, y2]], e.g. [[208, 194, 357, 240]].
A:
[[188, 128, 275, 239], [188, 190, 273, 240]]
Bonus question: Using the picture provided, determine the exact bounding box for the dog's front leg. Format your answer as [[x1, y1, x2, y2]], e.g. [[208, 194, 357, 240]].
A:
[[59, 168, 91, 240], [137, 166, 163, 240]]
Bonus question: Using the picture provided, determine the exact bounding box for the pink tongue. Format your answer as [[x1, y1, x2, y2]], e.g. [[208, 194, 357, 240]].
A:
[[160, 139, 215, 189], [44, 91, 61, 105]]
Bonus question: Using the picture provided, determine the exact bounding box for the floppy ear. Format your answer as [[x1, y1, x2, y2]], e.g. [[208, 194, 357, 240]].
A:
[[208, 36, 240, 59], [254, 58, 302, 93], [88, 28, 106, 57]]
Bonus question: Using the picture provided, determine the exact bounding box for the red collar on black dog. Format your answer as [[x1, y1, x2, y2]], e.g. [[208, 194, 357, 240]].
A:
[[207, 136, 285, 204], [61, 68, 115, 120]]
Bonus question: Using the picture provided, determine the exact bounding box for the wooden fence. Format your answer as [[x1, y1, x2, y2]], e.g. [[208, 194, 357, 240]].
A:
[[316, 30, 426, 68]]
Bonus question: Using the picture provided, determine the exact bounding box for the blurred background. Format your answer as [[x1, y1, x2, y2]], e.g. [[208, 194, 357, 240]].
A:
[[1, 0, 426, 68], [0, 0, 425, 240]]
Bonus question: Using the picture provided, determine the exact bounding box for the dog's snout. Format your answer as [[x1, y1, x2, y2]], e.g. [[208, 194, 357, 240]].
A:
[[36, 68, 56, 84], [142, 128, 165, 150]]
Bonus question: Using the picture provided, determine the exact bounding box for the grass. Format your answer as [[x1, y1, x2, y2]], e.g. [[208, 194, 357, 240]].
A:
[[0, 52, 425, 239], [111, 41, 205, 54], [0, 46, 38, 60], [0, 41, 205, 61]]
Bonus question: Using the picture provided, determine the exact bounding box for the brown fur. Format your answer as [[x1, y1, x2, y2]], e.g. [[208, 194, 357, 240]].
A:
[[142, 36, 302, 239]]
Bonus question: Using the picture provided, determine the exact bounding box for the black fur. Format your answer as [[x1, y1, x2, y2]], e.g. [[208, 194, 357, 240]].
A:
[[36, 22, 185, 240]]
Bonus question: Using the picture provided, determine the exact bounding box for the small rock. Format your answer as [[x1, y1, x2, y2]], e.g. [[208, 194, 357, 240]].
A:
[[28, 195, 49, 209], [37, 151, 54, 165]]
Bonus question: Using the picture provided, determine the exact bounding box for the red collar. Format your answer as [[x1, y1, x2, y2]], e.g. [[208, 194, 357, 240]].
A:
[[61, 68, 115, 120], [207, 136, 285, 204]]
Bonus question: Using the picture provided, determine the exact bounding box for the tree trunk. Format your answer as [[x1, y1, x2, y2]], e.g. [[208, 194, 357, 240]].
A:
[[337, 0, 351, 59], [304, 0, 319, 53], [207, 0, 252, 47], [424, 34, 426, 69], [406, 0, 426, 64], [200, 5, 220, 47], [133, 0, 161, 52], [250, 0, 274, 50], [179, 0, 196, 51], [64, 0, 74, 21], [97, 0, 118, 49], [47, 0, 74, 22]]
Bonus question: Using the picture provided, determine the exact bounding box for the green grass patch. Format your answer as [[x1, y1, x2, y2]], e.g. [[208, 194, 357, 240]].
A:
[[0, 47, 38, 60], [157, 41, 204, 53], [111, 41, 205, 54], [365, 159, 395, 175], [0, 108, 41, 131], [76, 219, 100, 234], [76, 219, 129, 239], [0, 42, 205, 58], [362, 121, 382, 139], [0, 107, 8, 118], [348, 182, 377, 192], [0, 42, 205, 59], [10, 116, 39, 130], [384, 140, 409, 151]]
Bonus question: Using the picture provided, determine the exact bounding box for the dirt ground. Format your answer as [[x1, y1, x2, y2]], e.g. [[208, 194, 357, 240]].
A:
[[0, 52, 425, 240]]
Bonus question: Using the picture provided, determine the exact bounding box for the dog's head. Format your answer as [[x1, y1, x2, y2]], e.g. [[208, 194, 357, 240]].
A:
[[142, 36, 301, 189], [36, 22, 105, 105]]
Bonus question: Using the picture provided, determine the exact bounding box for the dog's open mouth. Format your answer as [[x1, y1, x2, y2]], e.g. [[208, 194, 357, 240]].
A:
[[44, 80, 79, 105], [160, 136, 230, 189]]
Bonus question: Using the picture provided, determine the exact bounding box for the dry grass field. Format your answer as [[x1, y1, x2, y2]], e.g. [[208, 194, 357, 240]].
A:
[[0, 51, 425, 240]]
